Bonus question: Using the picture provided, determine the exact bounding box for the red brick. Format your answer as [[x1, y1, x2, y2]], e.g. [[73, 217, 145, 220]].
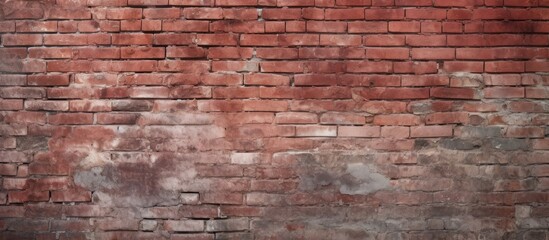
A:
[[366, 48, 409, 60], [162, 20, 210, 32], [213, 61, 258, 72], [51, 189, 92, 202], [533, 139, 549, 150], [182, 8, 223, 19], [77, 20, 100, 33], [97, 113, 139, 125], [0, 164, 17, 175], [296, 125, 336, 137], [381, 126, 410, 139], [260, 61, 304, 73], [202, 193, 243, 205], [260, 87, 350, 99], [484, 87, 525, 98], [223, 8, 258, 20], [240, 34, 279, 46], [374, 114, 421, 126], [365, 9, 404, 20], [0, 151, 28, 163], [48, 113, 93, 125], [406, 35, 446, 46], [8, 190, 49, 203], [395, 0, 432, 6], [154, 33, 195, 45], [167, 47, 206, 58], [275, 112, 318, 124], [120, 20, 142, 31], [299, 47, 365, 59], [325, 8, 365, 20], [425, 112, 469, 124], [411, 48, 455, 60], [356, 88, 430, 100], [143, 8, 181, 19], [0, 100, 23, 110], [256, 48, 298, 59], [262, 8, 302, 20], [406, 9, 447, 20], [169, 0, 213, 5], [121, 47, 165, 59], [197, 33, 239, 46], [389, 21, 421, 33], [158, 61, 210, 73], [208, 47, 253, 59], [265, 21, 285, 32], [443, 61, 484, 73], [320, 34, 362, 46], [201, 73, 243, 86], [216, 0, 257, 6], [411, 126, 453, 138], [508, 101, 544, 113], [285, 20, 306, 32], [349, 22, 388, 33], [16, 21, 57, 32], [485, 61, 525, 73], [336, 0, 371, 6], [320, 112, 365, 125], [402, 75, 449, 86], [4, 112, 46, 124], [210, 20, 264, 33], [338, 126, 380, 137], [364, 35, 405, 46], [526, 87, 549, 99], [0, 87, 45, 99], [81, 90, 121, 105], [112, 33, 153, 45], [421, 21, 442, 33], [484, 74, 522, 86], [307, 21, 347, 33], [128, 0, 168, 5], [434, 0, 479, 7], [2, 34, 42, 46], [106, 8, 142, 20], [505, 126, 544, 138], [29, 47, 73, 59], [0, 21, 15, 32], [277, 0, 315, 6], [346, 61, 393, 73], [431, 87, 479, 100], [244, 73, 290, 86], [46, 6, 89, 19], [27, 75, 70, 86], [170, 86, 212, 99], [302, 7, 324, 20]]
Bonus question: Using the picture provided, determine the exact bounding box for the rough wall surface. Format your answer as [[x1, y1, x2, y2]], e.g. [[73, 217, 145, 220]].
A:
[[1, 0, 549, 239]]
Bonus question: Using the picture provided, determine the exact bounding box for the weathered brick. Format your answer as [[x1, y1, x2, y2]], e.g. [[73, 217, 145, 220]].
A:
[[164, 220, 204, 232], [456, 126, 503, 138], [0, 2, 547, 238], [205, 218, 249, 232], [411, 126, 453, 138], [374, 114, 421, 126], [338, 126, 381, 138], [296, 125, 336, 137]]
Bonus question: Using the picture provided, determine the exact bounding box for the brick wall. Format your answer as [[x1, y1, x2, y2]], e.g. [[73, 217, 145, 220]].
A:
[[1, 0, 549, 239]]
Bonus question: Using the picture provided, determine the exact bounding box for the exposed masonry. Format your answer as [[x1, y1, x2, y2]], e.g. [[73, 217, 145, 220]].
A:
[[1, 0, 549, 239]]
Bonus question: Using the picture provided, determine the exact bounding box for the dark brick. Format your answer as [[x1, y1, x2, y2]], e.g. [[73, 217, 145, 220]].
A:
[[439, 139, 482, 150], [491, 138, 530, 151]]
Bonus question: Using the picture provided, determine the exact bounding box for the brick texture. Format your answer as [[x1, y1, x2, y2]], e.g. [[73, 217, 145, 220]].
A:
[[1, 0, 549, 239]]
